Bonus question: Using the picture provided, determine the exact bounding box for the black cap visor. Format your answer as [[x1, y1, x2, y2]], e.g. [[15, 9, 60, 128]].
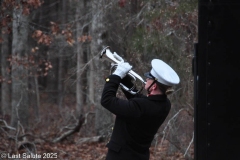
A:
[[144, 72, 153, 79], [144, 72, 151, 78]]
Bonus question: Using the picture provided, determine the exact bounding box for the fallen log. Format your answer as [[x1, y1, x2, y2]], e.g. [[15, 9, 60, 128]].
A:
[[77, 136, 104, 144], [53, 115, 85, 143]]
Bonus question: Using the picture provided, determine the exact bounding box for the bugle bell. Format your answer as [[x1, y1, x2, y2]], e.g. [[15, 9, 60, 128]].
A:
[[100, 46, 146, 94]]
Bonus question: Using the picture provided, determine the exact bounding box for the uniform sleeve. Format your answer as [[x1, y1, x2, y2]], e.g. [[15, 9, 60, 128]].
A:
[[100, 75, 144, 117]]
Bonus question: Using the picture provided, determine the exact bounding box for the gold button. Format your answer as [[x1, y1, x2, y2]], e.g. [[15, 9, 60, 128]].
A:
[[106, 78, 110, 82]]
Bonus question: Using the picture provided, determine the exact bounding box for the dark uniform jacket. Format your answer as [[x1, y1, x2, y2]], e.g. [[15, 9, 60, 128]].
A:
[[101, 75, 171, 160]]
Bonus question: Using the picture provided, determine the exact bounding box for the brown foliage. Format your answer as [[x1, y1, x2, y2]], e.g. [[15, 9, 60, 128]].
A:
[[32, 30, 52, 45]]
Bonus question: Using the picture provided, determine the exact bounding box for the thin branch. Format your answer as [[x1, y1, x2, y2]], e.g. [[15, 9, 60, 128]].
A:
[[64, 52, 101, 86], [184, 131, 194, 157], [160, 108, 185, 148], [0, 119, 16, 130], [83, 112, 95, 126]]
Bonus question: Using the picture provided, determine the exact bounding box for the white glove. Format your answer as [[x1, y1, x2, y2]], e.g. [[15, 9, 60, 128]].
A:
[[113, 62, 132, 79]]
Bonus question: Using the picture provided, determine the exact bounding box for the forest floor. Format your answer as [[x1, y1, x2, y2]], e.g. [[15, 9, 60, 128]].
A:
[[1, 132, 187, 160], [0, 96, 192, 160], [36, 140, 186, 160]]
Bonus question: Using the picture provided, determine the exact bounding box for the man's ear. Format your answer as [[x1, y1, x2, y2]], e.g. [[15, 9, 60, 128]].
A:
[[153, 83, 157, 90]]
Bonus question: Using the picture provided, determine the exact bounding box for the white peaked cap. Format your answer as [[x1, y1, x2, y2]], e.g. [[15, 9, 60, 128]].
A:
[[145, 59, 180, 86]]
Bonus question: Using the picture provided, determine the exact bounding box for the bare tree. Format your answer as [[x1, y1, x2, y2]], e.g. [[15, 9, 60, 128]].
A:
[[76, 1, 83, 117], [11, 8, 30, 128], [76, 0, 89, 117], [1, 17, 11, 119], [57, 0, 67, 109], [90, 0, 113, 135]]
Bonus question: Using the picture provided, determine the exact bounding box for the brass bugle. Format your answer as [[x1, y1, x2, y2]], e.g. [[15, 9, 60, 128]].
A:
[[100, 46, 146, 94]]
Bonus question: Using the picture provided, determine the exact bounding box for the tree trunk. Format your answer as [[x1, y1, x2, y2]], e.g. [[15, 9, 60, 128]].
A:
[[11, 9, 29, 128], [76, 0, 91, 118], [44, 1, 59, 99], [1, 25, 11, 119], [57, 0, 67, 108], [34, 76, 40, 120], [76, 0, 85, 116], [91, 0, 113, 135]]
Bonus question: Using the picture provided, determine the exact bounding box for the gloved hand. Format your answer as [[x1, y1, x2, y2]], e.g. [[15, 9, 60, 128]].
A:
[[113, 62, 132, 79]]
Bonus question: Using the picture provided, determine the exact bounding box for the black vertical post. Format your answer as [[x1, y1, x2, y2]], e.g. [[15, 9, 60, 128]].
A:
[[195, 0, 240, 160]]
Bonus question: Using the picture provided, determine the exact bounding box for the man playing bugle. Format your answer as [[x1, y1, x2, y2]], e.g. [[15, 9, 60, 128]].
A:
[[101, 55, 180, 160]]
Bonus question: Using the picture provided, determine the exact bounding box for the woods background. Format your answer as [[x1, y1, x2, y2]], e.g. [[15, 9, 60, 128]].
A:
[[0, 0, 197, 159]]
